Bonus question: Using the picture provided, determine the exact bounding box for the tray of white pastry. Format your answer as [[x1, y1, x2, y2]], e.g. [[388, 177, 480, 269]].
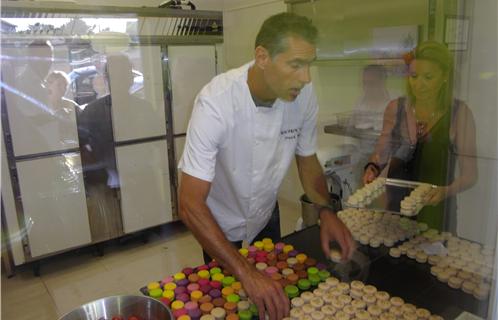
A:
[[345, 177, 436, 216], [337, 209, 421, 249], [388, 229, 495, 301], [284, 276, 444, 320]]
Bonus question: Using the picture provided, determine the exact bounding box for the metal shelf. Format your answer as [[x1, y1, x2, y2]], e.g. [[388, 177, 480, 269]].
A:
[[1, 1, 222, 19]]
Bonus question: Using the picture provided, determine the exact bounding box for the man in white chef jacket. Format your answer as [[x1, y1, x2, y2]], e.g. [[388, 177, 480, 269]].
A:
[[179, 12, 354, 320]]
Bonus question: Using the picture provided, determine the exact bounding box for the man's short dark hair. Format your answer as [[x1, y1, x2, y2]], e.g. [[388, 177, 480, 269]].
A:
[[255, 12, 318, 57]]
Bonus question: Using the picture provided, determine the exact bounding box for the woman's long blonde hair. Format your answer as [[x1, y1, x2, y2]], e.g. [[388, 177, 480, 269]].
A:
[[405, 41, 454, 110]]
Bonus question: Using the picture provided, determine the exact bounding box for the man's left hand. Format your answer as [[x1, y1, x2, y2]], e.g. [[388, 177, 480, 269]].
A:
[[319, 208, 355, 261]]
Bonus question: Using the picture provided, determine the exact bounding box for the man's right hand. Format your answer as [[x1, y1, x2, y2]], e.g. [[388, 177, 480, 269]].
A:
[[238, 266, 290, 320], [180, 173, 289, 319]]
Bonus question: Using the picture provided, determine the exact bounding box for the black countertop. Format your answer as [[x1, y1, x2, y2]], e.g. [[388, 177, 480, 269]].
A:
[[282, 225, 491, 319]]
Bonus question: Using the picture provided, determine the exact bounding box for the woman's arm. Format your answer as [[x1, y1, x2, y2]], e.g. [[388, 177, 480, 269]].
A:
[[426, 103, 478, 204], [449, 103, 478, 194]]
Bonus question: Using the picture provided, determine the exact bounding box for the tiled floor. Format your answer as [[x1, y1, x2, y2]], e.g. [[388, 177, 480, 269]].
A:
[[1, 198, 302, 319]]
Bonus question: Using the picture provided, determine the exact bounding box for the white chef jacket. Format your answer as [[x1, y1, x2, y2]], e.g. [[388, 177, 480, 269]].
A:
[[179, 61, 318, 243]]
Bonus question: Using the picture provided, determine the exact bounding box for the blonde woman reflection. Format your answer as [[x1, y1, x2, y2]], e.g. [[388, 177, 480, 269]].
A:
[[46, 71, 79, 112], [45, 71, 80, 146], [363, 41, 477, 232]]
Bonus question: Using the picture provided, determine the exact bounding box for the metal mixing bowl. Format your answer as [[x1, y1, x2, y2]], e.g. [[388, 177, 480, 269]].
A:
[[58, 295, 173, 320]]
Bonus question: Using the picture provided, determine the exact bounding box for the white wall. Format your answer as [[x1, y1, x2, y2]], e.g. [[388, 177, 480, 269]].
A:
[[455, 0, 497, 246], [222, 0, 286, 68]]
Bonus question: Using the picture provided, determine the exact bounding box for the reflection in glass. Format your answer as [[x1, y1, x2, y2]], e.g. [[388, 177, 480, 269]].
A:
[[2, 40, 81, 155], [350, 64, 393, 185], [352, 65, 391, 132], [15, 40, 52, 114], [364, 41, 478, 232]]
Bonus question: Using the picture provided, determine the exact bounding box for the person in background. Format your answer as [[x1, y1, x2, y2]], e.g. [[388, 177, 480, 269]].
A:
[[178, 13, 354, 320], [76, 53, 148, 241], [6, 40, 52, 120], [352, 64, 391, 132], [45, 70, 79, 112], [45, 70, 80, 146], [7, 41, 75, 151], [363, 41, 477, 232], [351, 64, 392, 184]]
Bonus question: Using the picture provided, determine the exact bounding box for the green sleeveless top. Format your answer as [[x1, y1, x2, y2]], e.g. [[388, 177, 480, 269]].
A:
[[389, 98, 458, 230]]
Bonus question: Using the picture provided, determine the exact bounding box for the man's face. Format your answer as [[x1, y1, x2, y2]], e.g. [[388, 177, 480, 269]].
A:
[[27, 45, 53, 79], [362, 71, 385, 96], [262, 36, 316, 101]]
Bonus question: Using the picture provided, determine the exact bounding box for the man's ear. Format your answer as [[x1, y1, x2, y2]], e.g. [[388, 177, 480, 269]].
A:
[[254, 45, 271, 70]]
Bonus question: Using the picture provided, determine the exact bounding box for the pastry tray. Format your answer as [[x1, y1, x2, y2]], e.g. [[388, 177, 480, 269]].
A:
[[344, 178, 437, 216]]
